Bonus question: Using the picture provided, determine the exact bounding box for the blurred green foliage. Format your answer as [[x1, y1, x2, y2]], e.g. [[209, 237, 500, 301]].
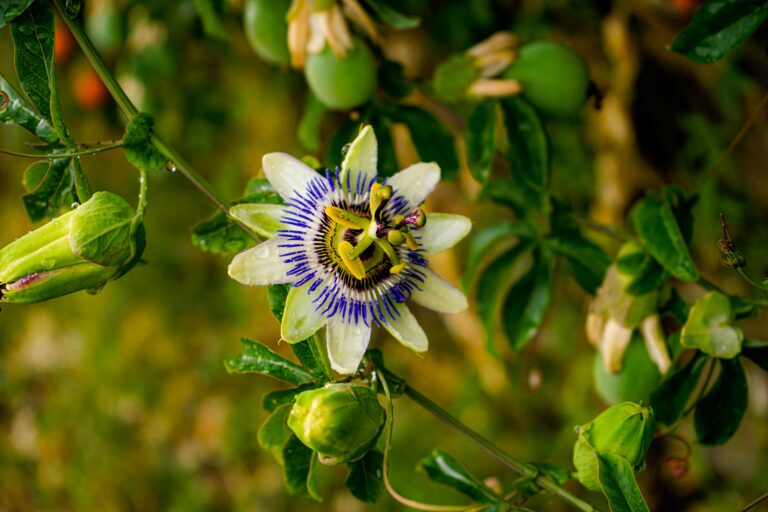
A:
[[1, 0, 768, 511]]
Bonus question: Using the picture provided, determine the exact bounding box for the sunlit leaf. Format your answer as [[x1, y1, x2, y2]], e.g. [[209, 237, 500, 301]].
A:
[[418, 449, 500, 504], [681, 292, 743, 358], [596, 452, 650, 512]]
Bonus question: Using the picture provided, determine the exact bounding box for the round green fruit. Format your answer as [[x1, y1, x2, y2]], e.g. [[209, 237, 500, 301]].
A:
[[243, 0, 291, 65], [503, 41, 590, 119], [304, 39, 377, 110]]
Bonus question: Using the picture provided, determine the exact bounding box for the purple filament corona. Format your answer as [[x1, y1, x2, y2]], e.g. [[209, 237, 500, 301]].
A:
[[276, 168, 428, 327]]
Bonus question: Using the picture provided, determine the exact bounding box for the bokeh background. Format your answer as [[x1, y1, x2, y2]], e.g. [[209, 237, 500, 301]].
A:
[[1, 0, 768, 510]]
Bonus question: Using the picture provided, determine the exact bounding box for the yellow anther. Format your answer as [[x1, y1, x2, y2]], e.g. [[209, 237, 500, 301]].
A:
[[338, 241, 367, 280], [387, 230, 405, 246], [393, 214, 405, 225], [325, 205, 367, 230], [390, 263, 406, 274]]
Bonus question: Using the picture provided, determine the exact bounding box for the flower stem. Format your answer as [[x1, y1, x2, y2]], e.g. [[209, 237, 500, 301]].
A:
[[402, 384, 599, 512], [51, 0, 260, 242], [0, 141, 124, 159], [371, 360, 598, 512]]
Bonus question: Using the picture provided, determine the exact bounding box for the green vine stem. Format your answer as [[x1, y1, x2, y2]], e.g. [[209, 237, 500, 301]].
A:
[[51, 0, 260, 242], [0, 141, 124, 159], [372, 360, 599, 512]]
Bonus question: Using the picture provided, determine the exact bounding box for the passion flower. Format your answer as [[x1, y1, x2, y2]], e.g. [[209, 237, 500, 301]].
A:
[[228, 126, 470, 374], [288, 383, 385, 464]]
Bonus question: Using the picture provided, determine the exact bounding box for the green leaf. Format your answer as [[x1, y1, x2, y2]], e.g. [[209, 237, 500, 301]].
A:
[[123, 113, 168, 173], [661, 289, 690, 325], [650, 351, 707, 426], [502, 97, 549, 191], [463, 220, 537, 291], [298, 92, 326, 152], [281, 434, 316, 497], [10, 2, 55, 122], [0, 0, 34, 27], [388, 105, 459, 180], [502, 250, 553, 351], [596, 452, 650, 512], [307, 452, 322, 501], [359, 0, 420, 28], [345, 450, 385, 503], [192, 0, 229, 41], [191, 179, 282, 255], [0, 72, 57, 142], [262, 383, 320, 412], [671, 0, 768, 63], [418, 449, 500, 504], [594, 335, 662, 405], [547, 235, 610, 295], [475, 242, 532, 354], [680, 292, 743, 358], [630, 190, 699, 282], [69, 191, 135, 267], [21, 157, 74, 222], [258, 403, 293, 464], [465, 100, 498, 183], [694, 358, 748, 445], [224, 338, 315, 385], [291, 338, 332, 381], [743, 339, 768, 372], [620, 250, 669, 296], [267, 284, 290, 321]]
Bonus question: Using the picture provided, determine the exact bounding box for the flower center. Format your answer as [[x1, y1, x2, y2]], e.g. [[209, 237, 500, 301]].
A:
[[324, 182, 426, 281]]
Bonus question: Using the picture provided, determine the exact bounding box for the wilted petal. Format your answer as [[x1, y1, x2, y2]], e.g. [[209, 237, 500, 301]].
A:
[[262, 152, 320, 201], [230, 204, 287, 238], [417, 213, 472, 256], [341, 125, 377, 191], [411, 268, 467, 313], [326, 316, 371, 374], [381, 303, 428, 353], [228, 238, 294, 285], [601, 317, 633, 373], [386, 162, 440, 208], [282, 282, 328, 342]]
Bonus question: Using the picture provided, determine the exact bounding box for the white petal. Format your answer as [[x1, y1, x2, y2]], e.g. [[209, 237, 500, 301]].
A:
[[381, 303, 428, 353], [417, 213, 472, 256], [262, 152, 319, 201], [410, 268, 468, 313], [386, 162, 440, 208], [341, 125, 377, 191], [228, 238, 294, 285], [326, 316, 371, 374], [230, 204, 287, 238], [282, 283, 327, 343]]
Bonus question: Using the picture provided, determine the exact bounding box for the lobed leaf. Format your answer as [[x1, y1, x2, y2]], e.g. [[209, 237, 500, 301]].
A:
[[671, 0, 768, 63], [465, 100, 498, 183], [345, 450, 385, 503], [503, 97, 549, 191], [694, 358, 748, 445], [630, 190, 699, 282], [596, 452, 650, 512], [502, 250, 553, 351], [225, 338, 315, 385], [650, 351, 707, 425], [418, 449, 500, 504]]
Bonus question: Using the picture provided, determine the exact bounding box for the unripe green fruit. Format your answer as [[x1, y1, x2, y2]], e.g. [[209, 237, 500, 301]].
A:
[[503, 41, 590, 119], [287, 383, 385, 465], [573, 402, 655, 491], [244, 0, 291, 65], [305, 39, 377, 110]]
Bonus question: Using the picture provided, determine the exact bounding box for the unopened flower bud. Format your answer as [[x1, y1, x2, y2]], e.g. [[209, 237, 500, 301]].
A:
[[0, 192, 144, 303], [287, 383, 385, 465], [573, 402, 655, 491]]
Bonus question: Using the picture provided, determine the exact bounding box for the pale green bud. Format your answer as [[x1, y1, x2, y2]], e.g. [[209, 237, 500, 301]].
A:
[[0, 191, 144, 303], [287, 383, 385, 465], [573, 402, 655, 491]]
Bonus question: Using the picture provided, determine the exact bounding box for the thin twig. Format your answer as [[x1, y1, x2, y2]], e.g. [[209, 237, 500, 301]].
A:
[[741, 490, 768, 512], [0, 141, 124, 159]]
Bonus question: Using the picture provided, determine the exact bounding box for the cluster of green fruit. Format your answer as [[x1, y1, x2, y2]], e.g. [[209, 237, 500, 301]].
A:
[[245, 0, 591, 117]]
